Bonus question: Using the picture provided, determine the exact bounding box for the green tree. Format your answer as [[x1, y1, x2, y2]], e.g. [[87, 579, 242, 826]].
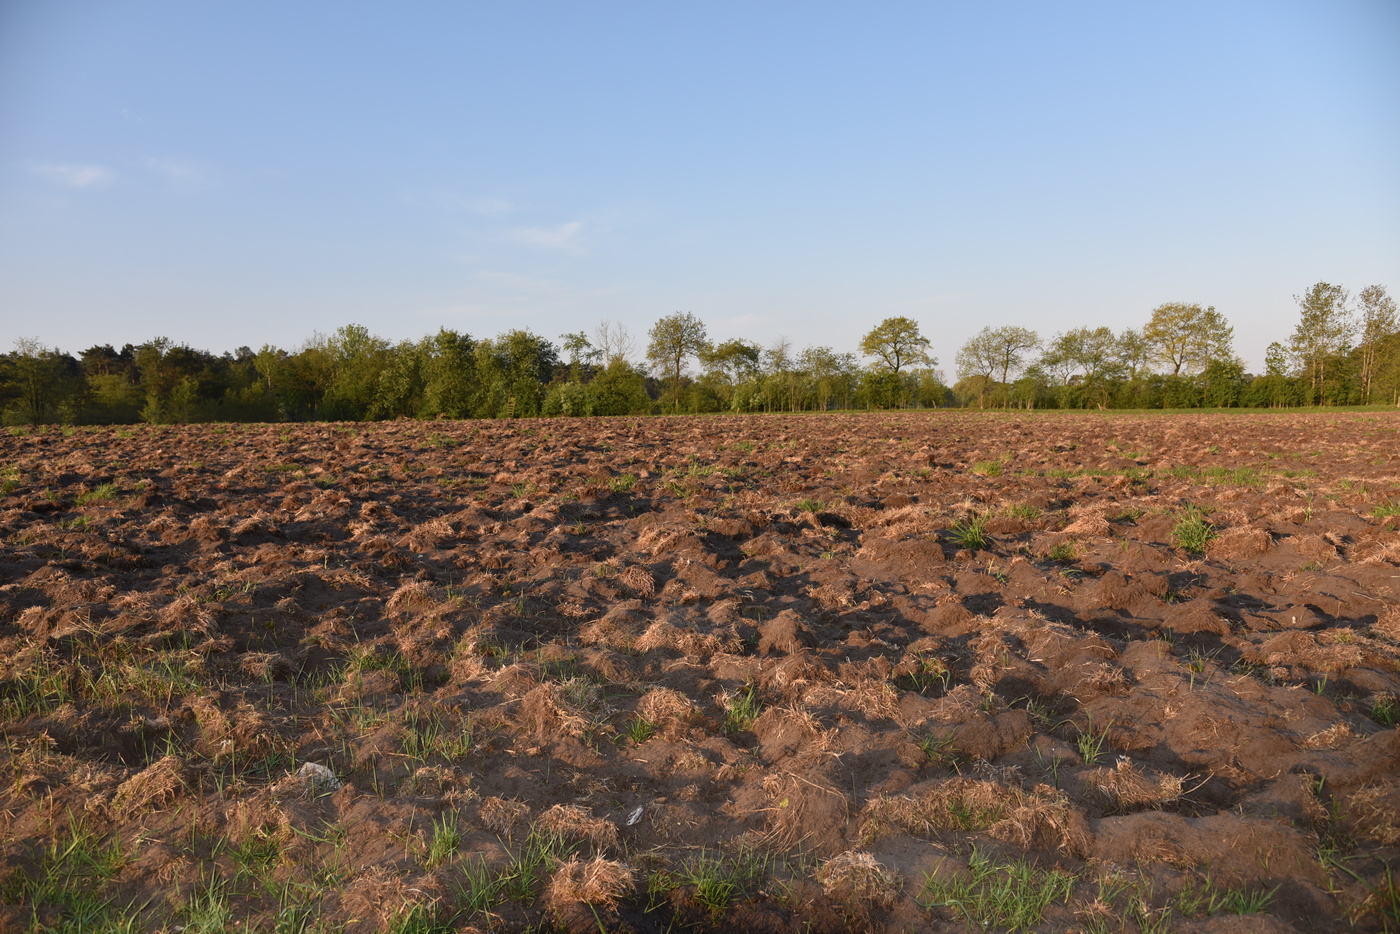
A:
[[1143, 303, 1233, 375], [955, 326, 1038, 407], [1288, 282, 1353, 404], [797, 345, 852, 411], [1041, 327, 1121, 407], [419, 329, 477, 418], [1115, 328, 1152, 379], [700, 338, 760, 411], [1356, 284, 1397, 404], [559, 331, 599, 382], [324, 324, 390, 419], [134, 337, 178, 423], [474, 329, 558, 418], [588, 358, 653, 415], [370, 340, 425, 419], [3, 338, 79, 425], [859, 316, 933, 377], [646, 312, 709, 413]]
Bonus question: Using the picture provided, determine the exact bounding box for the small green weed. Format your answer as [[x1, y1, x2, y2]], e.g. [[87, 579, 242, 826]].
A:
[[496, 827, 578, 904], [919, 848, 1077, 932], [948, 514, 989, 551], [1005, 502, 1040, 520], [1373, 500, 1400, 519], [971, 458, 1006, 478], [1075, 718, 1112, 765], [679, 848, 770, 916], [627, 717, 656, 744], [897, 653, 951, 695], [918, 732, 958, 767], [0, 815, 130, 928], [723, 684, 763, 734], [1172, 505, 1216, 554], [183, 878, 234, 934], [401, 710, 474, 764], [74, 483, 117, 505], [425, 812, 462, 869], [1370, 695, 1397, 728], [1175, 874, 1279, 917]]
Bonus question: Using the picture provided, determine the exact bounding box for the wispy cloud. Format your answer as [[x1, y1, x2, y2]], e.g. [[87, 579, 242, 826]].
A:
[[508, 221, 585, 252], [31, 162, 112, 188], [144, 157, 211, 191]]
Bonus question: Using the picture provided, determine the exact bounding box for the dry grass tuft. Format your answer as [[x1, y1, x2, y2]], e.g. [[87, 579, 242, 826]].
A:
[[385, 580, 436, 615], [1061, 514, 1111, 538], [1345, 786, 1400, 846], [760, 769, 847, 849], [1083, 758, 1184, 810], [860, 778, 1088, 855], [536, 804, 619, 852], [1207, 527, 1273, 558], [112, 755, 190, 812], [1302, 722, 1356, 749], [815, 850, 902, 909], [160, 594, 219, 635], [480, 796, 529, 836], [518, 681, 604, 738], [548, 857, 636, 908], [1373, 606, 1400, 643], [619, 565, 656, 596], [636, 687, 699, 738]]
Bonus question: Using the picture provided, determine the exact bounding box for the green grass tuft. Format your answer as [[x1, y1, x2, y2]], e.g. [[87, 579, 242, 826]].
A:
[[919, 848, 1077, 932], [948, 514, 989, 550], [1172, 505, 1216, 554]]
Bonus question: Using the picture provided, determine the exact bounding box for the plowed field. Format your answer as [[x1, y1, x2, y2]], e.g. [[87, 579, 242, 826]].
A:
[[2, 412, 1399, 933]]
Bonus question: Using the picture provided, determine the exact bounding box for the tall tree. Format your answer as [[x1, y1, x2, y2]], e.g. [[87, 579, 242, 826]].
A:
[[1288, 282, 1353, 404], [859, 317, 933, 376], [1041, 328, 1115, 383], [5, 338, 77, 425], [956, 326, 1038, 407], [646, 312, 709, 413], [594, 319, 637, 366], [1115, 328, 1152, 379], [1143, 303, 1234, 375], [1042, 326, 1121, 406], [559, 331, 599, 383], [419, 329, 476, 417], [799, 345, 855, 411], [1357, 284, 1397, 405], [324, 324, 390, 420]]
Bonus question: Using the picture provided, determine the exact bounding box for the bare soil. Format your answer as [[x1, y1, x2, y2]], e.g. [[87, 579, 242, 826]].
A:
[[1, 412, 1398, 933]]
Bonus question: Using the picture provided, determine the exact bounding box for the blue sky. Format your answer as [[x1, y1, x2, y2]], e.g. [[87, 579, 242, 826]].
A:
[[2, 1, 1397, 372]]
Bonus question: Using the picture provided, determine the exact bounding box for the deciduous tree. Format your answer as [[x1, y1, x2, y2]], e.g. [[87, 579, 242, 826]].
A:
[[1357, 284, 1397, 404], [647, 312, 709, 413], [594, 319, 636, 367], [956, 326, 1038, 407], [860, 317, 933, 376], [1143, 303, 1234, 375], [1288, 282, 1353, 403], [5, 338, 77, 426]]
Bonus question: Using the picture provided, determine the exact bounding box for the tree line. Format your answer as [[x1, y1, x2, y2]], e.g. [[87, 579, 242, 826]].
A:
[[1, 280, 1394, 426], [953, 282, 1397, 410]]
